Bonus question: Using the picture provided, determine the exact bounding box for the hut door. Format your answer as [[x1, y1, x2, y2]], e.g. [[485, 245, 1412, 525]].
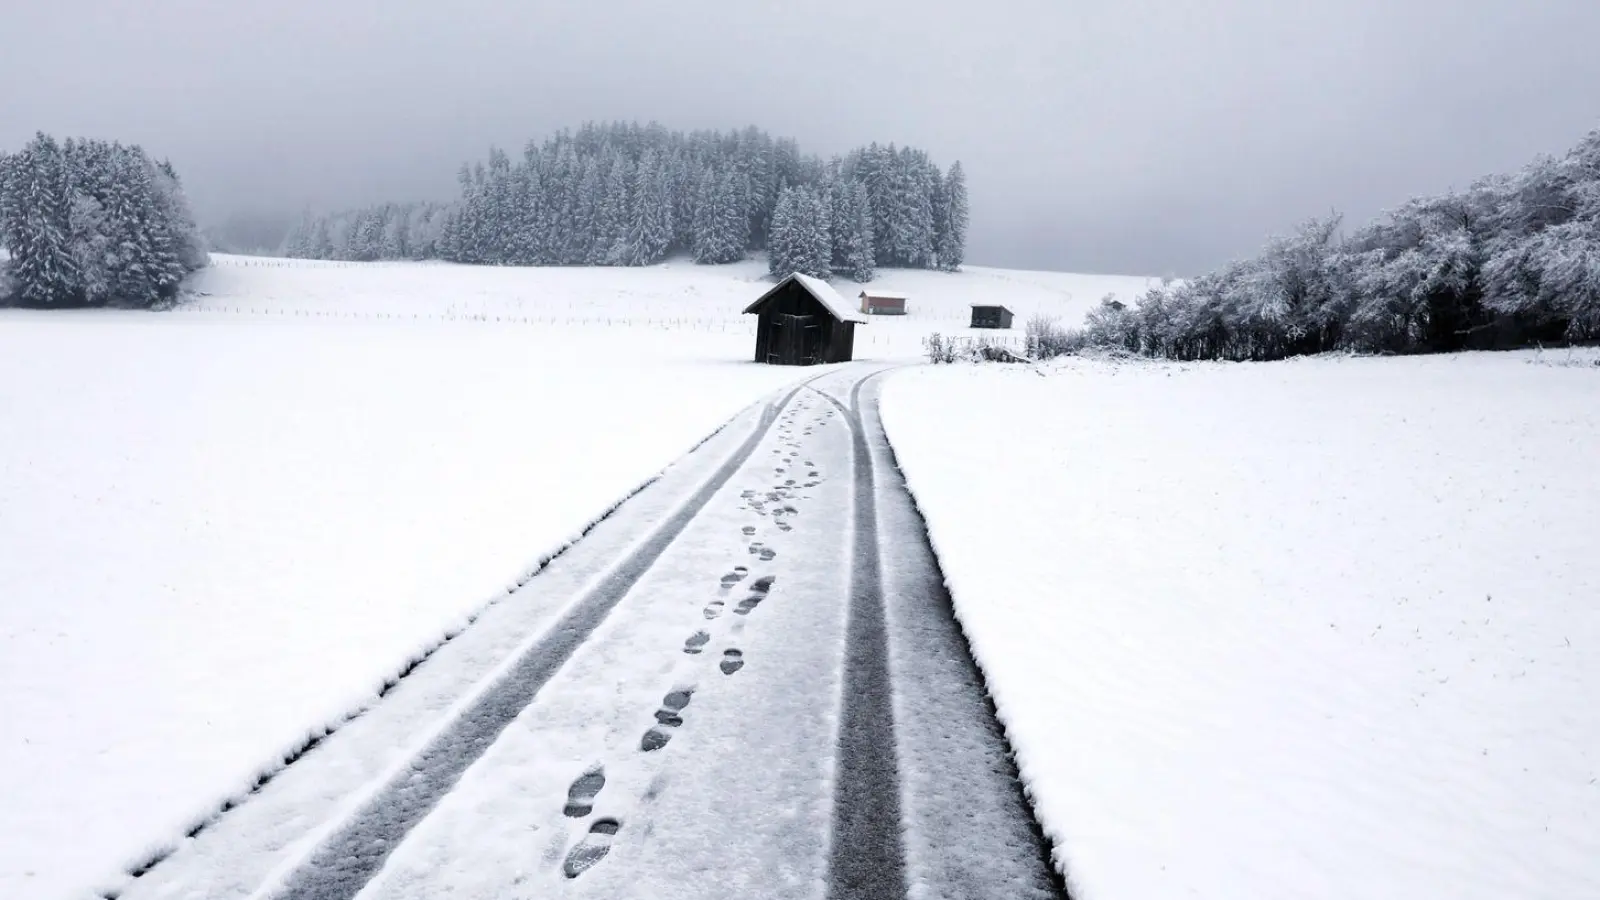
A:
[[768, 313, 819, 365], [800, 318, 823, 363]]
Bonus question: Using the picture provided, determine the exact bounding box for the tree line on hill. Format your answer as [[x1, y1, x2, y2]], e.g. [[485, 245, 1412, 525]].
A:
[[1064, 128, 1600, 360], [0, 133, 208, 308], [282, 122, 968, 282]]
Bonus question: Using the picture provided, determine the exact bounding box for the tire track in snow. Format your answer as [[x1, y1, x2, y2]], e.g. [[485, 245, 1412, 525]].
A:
[[820, 367, 1066, 900], [252, 378, 822, 900], [860, 371, 1070, 900], [825, 371, 908, 900]]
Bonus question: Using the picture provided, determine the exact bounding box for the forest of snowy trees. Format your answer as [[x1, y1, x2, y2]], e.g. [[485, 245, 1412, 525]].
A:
[[1068, 128, 1600, 360], [282, 201, 452, 262], [282, 122, 968, 282], [0, 133, 207, 308]]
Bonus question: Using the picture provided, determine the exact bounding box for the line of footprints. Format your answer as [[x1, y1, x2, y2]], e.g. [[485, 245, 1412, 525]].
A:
[[558, 572, 777, 879], [557, 405, 829, 879]]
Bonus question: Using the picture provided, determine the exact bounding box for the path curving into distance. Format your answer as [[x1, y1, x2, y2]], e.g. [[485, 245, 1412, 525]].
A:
[[116, 364, 1066, 900]]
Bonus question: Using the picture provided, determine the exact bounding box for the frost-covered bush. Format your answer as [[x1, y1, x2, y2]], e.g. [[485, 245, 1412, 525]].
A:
[[1083, 294, 1142, 352], [924, 333, 1028, 364], [1094, 128, 1600, 361], [1024, 315, 1085, 359]]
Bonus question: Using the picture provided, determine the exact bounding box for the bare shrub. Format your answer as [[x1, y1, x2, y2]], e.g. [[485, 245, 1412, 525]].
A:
[[923, 333, 958, 364]]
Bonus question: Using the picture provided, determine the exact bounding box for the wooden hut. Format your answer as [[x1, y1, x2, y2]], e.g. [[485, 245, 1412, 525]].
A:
[[858, 290, 908, 316], [743, 273, 865, 365], [970, 303, 1015, 329]]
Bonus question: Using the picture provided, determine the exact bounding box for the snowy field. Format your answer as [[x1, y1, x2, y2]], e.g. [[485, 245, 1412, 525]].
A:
[[189, 254, 1159, 358], [0, 294, 808, 898], [0, 255, 1151, 899], [880, 349, 1600, 900]]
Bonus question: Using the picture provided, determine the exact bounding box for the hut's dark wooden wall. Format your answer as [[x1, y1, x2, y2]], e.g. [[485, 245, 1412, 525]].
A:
[[751, 281, 857, 365], [970, 305, 1015, 329]]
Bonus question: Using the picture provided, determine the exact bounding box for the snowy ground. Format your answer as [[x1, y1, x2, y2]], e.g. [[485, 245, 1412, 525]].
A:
[[0, 311, 805, 900], [879, 349, 1600, 900], [0, 255, 1151, 899]]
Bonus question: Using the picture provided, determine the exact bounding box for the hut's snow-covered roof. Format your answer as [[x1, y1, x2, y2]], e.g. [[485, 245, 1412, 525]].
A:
[[743, 273, 867, 324], [860, 290, 909, 300]]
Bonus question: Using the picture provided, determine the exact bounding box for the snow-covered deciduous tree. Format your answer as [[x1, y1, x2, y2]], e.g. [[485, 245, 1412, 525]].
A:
[[1078, 127, 1600, 360], [1484, 222, 1600, 340]]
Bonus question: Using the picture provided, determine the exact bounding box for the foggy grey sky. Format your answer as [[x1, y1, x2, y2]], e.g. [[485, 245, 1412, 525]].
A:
[[4, 0, 1598, 275]]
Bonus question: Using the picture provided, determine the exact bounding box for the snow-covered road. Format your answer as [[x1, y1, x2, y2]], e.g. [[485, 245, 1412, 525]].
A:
[[117, 364, 1061, 900]]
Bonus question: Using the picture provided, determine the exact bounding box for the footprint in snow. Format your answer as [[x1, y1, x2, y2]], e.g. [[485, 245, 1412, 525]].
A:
[[720, 649, 745, 675], [742, 526, 757, 536], [563, 818, 621, 878], [735, 576, 777, 615], [759, 547, 777, 561], [641, 689, 693, 752], [563, 768, 605, 818], [703, 598, 725, 620], [749, 542, 764, 555], [719, 567, 748, 588], [684, 630, 710, 654], [776, 521, 793, 533]]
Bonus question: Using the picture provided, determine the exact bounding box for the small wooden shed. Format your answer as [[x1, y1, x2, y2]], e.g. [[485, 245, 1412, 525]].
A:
[[743, 273, 866, 366], [859, 290, 908, 316], [970, 304, 1015, 330]]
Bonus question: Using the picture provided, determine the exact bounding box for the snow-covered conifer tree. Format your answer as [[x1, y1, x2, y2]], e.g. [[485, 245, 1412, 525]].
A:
[[797, 186, 832, 279], [599, 151, 635, 265], [767, 186, 797, 278], [2, 134, 81, 306], [936, 161, 968, 271], [844, 181, 875, 282], [617, 148, 672, 265]]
